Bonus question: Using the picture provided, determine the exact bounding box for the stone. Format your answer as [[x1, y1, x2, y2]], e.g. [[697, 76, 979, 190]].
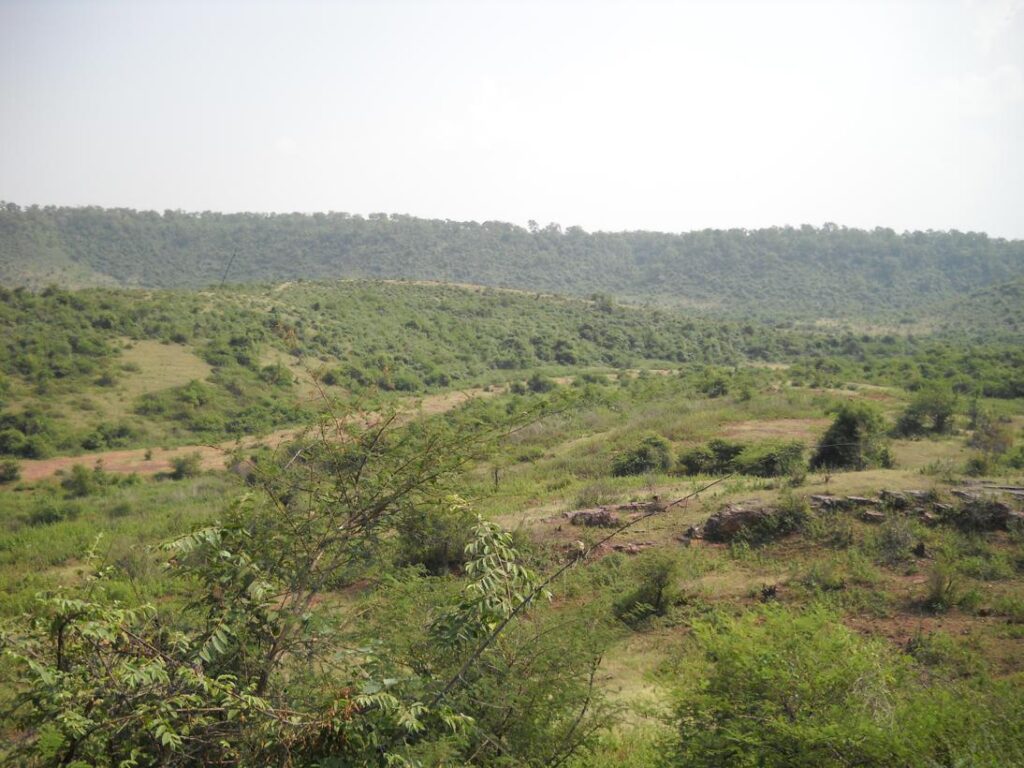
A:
[[567, 508, 621, 528], [703, 503, 774, 542]]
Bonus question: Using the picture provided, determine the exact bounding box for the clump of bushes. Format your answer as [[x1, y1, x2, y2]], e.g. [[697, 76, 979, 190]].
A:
[[611, 434, 672, 477], [673, 605, 1024, 767], [678, 439, 805, 478], [678, 439, 744, 475]]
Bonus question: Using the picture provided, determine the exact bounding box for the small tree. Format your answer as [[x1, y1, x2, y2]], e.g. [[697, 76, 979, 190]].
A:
[[170, 451, 203, 480], [612, 434, 672, 476], [810, 402, 891, 471], [894, 385, 957, 436]]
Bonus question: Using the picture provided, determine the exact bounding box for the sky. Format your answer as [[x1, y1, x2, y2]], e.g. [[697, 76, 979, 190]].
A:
[[1, 0, 1022, 237]]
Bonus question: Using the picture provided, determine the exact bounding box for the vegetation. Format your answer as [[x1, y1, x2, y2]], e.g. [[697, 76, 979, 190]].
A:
[[4, 204, 1024, 322], [0, 234, 1022, 765]]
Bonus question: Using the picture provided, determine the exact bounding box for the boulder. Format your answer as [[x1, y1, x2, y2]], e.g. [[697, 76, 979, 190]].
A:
[[703, 503, 774, 542]]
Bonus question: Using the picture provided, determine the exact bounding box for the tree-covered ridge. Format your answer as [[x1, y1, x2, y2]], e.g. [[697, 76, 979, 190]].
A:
[[3, 203, 1023, 320], [930, 277, 1024, 342]]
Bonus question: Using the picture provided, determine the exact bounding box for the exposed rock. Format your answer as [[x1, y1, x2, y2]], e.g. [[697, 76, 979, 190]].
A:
[[845, 496, 878, 507], [567, 508, 621, 528], [703, 503, 774, 542], [810, 494, 842, 510], [612, 541, 654, 555], [951, 497, 1015, 531], [861, 510, 886, 523], [565, 498, 665, 528], [682, 525, 703, 539]]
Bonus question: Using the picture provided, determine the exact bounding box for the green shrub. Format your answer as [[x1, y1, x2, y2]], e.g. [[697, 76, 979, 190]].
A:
[[720, 493, 811, 547], [574, 481, 619, 509], [873, 518, 917, 566], [923, 561, 960, 612], [527, 372, 556, 393], [672, 605, 1024, 767], [613, 551, 679, 626], [611, 434, 672, 477], [60, 464, 102, 498], [394, 501, 476, 575], [677, 438, 744, 475], [733, 440, 805, 477], [170, 451, 203, 480], [0, 458, 20, 484], [810, 401, 891, 471], [893, 385, 956, 436]]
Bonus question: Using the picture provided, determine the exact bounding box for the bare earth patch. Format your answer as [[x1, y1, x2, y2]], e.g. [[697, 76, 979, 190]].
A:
[[720, 418, 829, 441]]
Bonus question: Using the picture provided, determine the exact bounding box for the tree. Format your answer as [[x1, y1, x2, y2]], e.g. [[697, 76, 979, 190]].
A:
[[2, 398, 609, 767], [810, 402, 891, 470], [894, 384, 956, 436]]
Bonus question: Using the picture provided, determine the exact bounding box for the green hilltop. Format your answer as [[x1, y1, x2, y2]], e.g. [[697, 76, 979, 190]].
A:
[[3, 203, 1023, 321]]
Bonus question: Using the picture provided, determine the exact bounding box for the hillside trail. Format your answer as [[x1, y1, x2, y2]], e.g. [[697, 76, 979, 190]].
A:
[[17, 388, 498, 483]]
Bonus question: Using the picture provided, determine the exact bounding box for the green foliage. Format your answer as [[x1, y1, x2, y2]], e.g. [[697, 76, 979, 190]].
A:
[[894, 384, 956, 436], [872, 517, 918, 566], [169, 451, 203, 480], [677, 438, 744, 475], [613, 550, 680, 625], [611, 434, 672, 477], [0, 457, 19, 483], [810, 401, 892, 471], [393, 498, 477, 575], [1, 401, 613, 767], [732, 440, 805, 478], [5, 205, 1024, 324], [670, 606, 1024, 767], [923, 560, 961, 613]]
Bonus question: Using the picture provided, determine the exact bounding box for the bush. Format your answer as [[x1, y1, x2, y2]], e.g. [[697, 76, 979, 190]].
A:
[[61, 463, 102, 498], [574, 482, 619, 509], [741, 492, 811, 545], [810, 401, 891, 471], [611, 434, 672, 477], [170, 451, 203, 480], [0, 458, 20, 484], [733, 440, 805, 477], [873, 518, 917, 566], [672, 605, 1024, 767], [394, 501, 477, 575], [893, 385, 956, 436], [677, 439, 744, 475], [527, 372, 556, 393], [924, 561, 960, 612], [613, 551, 679, 625]]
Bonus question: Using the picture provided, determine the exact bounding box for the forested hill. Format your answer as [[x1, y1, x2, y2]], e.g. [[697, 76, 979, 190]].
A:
[[2, 203, 1023, 320]]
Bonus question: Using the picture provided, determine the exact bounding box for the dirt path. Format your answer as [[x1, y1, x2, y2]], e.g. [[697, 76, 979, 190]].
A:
[[17, 388, 497, 483]]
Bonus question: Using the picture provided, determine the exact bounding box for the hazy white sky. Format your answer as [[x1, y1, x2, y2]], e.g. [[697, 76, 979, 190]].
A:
[[1, 0, 1022, 236]]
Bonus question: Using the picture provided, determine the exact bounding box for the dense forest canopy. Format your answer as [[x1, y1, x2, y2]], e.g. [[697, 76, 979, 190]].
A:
[[3, 203, 1023, 321]]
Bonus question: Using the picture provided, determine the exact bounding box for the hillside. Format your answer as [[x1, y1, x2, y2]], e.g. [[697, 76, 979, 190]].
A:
[[931, 277, 1024, 342], [3, 203, 1023, 321]]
